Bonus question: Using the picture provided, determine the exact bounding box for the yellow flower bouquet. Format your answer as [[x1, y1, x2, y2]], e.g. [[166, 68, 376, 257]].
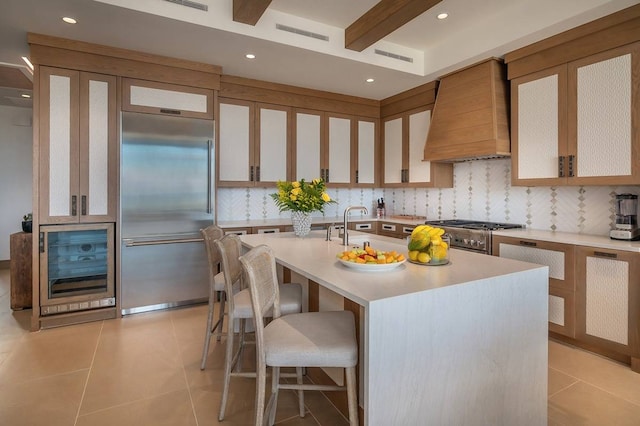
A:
[[270, 178, 335, 213]]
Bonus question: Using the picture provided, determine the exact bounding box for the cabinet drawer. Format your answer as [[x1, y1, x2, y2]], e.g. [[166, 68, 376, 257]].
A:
[[377, 222, 398, 238], [349, 222, 375, 233], [253, 226, 284, 234], [123, 78, 214, 119], [549, 287, 575, 338]]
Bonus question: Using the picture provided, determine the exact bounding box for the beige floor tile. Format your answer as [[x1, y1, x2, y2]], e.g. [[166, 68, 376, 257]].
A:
[[299, 389, 350, 426], [0, 320, 101, 384], [549, 380, 640, 426], [548, 367, 579, 397], [76, 389, 197, 426], [549, 339, 640, 406], [0, 370, 87, 426]]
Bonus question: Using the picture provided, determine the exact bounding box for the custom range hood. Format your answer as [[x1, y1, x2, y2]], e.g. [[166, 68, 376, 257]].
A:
[[424, 58, 510, 162]]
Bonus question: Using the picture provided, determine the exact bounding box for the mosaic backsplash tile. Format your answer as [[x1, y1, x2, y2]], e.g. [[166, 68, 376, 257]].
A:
[[217, 158, 639, 236]]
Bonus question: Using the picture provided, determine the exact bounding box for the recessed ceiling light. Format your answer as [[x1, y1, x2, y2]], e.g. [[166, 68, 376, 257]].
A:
[[366, 78, 375, 83], [245, 53, 256, 59], [62, 17, 77, 24], [437, 13, 449, 20], [21, 94, 31, 99]]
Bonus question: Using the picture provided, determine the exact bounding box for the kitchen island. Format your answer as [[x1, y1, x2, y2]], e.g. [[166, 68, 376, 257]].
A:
[[239, 231, 549, 425]]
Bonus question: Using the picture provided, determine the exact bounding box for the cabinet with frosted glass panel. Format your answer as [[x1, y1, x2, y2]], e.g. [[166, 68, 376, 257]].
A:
[[218, 98, 291, 187], [293, 110, 378, 187], [492, 236, 575, 337], [511, 42, 640, 186], [38, 66, 117, 224]]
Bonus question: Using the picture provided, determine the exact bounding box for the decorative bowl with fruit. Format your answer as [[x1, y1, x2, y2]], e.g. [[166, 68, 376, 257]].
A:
[[336, 245, 406, 272], [407, 225, 450, 266]]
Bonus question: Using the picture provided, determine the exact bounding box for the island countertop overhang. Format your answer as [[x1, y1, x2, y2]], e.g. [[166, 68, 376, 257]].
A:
[[239, 230, 548, 307]]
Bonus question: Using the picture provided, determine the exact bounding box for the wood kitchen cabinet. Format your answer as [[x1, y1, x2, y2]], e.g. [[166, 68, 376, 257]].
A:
[[382, 106, 452, 188], [575, 246, 640, 369], [38, 66, 117, 224], [511, 42, 640, 186], [122, 78, 214, 119], [218, 98, 291, 187], [293, 110, 378, 187], [492, 235, 576, 337]]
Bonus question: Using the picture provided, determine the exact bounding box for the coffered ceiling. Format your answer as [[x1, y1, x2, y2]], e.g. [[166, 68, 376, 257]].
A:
[[0, 0, 638, 108]]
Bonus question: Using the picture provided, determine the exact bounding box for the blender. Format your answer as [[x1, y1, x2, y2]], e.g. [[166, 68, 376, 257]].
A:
[[610, 193, 640, 241]]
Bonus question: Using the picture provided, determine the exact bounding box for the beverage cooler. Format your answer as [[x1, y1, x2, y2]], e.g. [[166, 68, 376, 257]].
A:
[[39, 223, 115, 316]]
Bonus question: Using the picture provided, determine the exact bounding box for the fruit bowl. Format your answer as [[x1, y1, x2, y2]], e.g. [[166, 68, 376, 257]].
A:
[[407, 225, 450, 266], [336, 246, 406, 272], [338, 258, 406, 272]]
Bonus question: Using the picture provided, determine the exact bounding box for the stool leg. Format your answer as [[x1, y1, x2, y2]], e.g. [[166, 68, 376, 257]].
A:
[[215, 291, 226, 342], [255, 359, 267, 426], [346, 366, 358, 426], [218, 316, 236, 421], [267, 366, 281, 426], [200, 293, 215, 370], [296, 367, 305, 417]]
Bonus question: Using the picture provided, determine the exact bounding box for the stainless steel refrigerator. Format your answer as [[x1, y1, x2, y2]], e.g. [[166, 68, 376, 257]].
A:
[[120, 112, 214, 315]]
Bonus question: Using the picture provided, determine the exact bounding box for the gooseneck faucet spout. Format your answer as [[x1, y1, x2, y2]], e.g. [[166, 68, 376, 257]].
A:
[[343, 206, 368, 246]]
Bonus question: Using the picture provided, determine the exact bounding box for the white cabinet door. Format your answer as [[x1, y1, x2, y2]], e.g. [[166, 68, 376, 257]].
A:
[[258, 105, 288, 184], [357, 120, 376, 185], [572, 47, 635, 180], [408, 109, 431, 184], [327, 116, 351, 184], [383, 117, 403, 184], [513, 67, 565, 184], [295, 111, 322, 182], [219, 101, 252, 183], [39, 67, 117, 224], [78, 73, 117, 222]]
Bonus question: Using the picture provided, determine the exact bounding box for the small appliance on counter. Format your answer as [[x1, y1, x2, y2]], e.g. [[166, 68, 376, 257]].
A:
[[610, 193, 640, 241]]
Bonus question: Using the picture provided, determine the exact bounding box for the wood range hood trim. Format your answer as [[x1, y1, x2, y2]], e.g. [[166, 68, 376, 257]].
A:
[[423, 58, 510, 162]]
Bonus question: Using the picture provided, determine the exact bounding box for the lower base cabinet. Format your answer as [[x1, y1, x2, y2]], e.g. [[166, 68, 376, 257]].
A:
[[493, 235, 640, 372], [575, 246, 639, 364]]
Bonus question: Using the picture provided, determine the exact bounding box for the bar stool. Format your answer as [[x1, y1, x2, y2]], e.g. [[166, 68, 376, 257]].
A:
[[216, 234, 303, 422], [240, 244, 358, 426], [200, 225, 227, 370]]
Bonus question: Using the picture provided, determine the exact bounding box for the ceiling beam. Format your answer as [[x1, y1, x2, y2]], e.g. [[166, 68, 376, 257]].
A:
[[233, 0, 273, 26], [345, 0, 442, 52]]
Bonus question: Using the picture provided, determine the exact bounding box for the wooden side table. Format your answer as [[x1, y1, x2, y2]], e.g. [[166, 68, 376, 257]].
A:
[[10, 232, 32, 310]]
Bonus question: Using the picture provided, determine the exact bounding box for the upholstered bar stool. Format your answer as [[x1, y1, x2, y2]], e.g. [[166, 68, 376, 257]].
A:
[[200, 225, 228, 370], [240, 244, 358, 426], [216, 234, 303, 422]]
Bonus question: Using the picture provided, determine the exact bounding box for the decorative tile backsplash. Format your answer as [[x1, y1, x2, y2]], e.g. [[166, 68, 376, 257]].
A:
[[217, 158, 639, 236]]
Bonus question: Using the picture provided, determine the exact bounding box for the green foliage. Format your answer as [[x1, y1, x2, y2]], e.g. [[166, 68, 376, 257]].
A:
[[270, 178, 336, 213]]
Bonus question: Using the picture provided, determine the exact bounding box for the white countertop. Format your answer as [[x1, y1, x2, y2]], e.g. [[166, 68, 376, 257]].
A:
[[493, 228, 640, 252], [239, 230, 546, 307], [217, 215, 426, 229]]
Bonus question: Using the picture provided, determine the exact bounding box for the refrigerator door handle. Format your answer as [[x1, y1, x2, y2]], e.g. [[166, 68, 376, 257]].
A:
[[123, 237, 204, 247], [207, 139, 212, 214]]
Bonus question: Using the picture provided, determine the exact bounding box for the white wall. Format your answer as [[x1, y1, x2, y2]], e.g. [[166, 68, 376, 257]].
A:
[[217, 158, 640, 236], [0, 105, 33, 261]]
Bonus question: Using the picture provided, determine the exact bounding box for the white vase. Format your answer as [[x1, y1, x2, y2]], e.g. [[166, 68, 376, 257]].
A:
[[291, 211, 312, 237]]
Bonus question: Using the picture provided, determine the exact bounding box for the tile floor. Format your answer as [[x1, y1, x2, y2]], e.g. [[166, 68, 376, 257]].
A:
[[1, 269, 640, 425]]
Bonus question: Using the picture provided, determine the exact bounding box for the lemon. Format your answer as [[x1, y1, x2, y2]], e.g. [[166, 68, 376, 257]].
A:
[[417, 252, 431, 263], [408, 250, 419, 261]]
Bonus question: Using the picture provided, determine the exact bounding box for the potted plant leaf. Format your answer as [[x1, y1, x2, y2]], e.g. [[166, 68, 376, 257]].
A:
[[22, 213, 32, 233]]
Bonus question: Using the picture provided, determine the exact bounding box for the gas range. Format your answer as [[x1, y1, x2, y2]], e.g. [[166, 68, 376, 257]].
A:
[[424, 219, 524, 255]]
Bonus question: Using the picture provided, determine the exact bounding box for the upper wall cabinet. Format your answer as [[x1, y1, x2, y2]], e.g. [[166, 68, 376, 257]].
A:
[[123, 78, 214, 120], [511, 42, 640, 186], [293, 110, 378, 187], [39, 67, 117, 224], [382, 106, 452, 188], [218, 98, 290, 187]]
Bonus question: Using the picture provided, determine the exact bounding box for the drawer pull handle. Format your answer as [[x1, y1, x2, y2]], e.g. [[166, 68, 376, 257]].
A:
[[382, 224, 395, 231], [594, 251, 617, 259], [355, 224, 371, 230], [519, 240, 536, 247], [160, 108, 181, 115]]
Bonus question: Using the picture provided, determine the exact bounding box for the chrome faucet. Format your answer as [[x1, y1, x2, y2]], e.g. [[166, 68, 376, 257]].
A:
[[342, 206, 368, 246]]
